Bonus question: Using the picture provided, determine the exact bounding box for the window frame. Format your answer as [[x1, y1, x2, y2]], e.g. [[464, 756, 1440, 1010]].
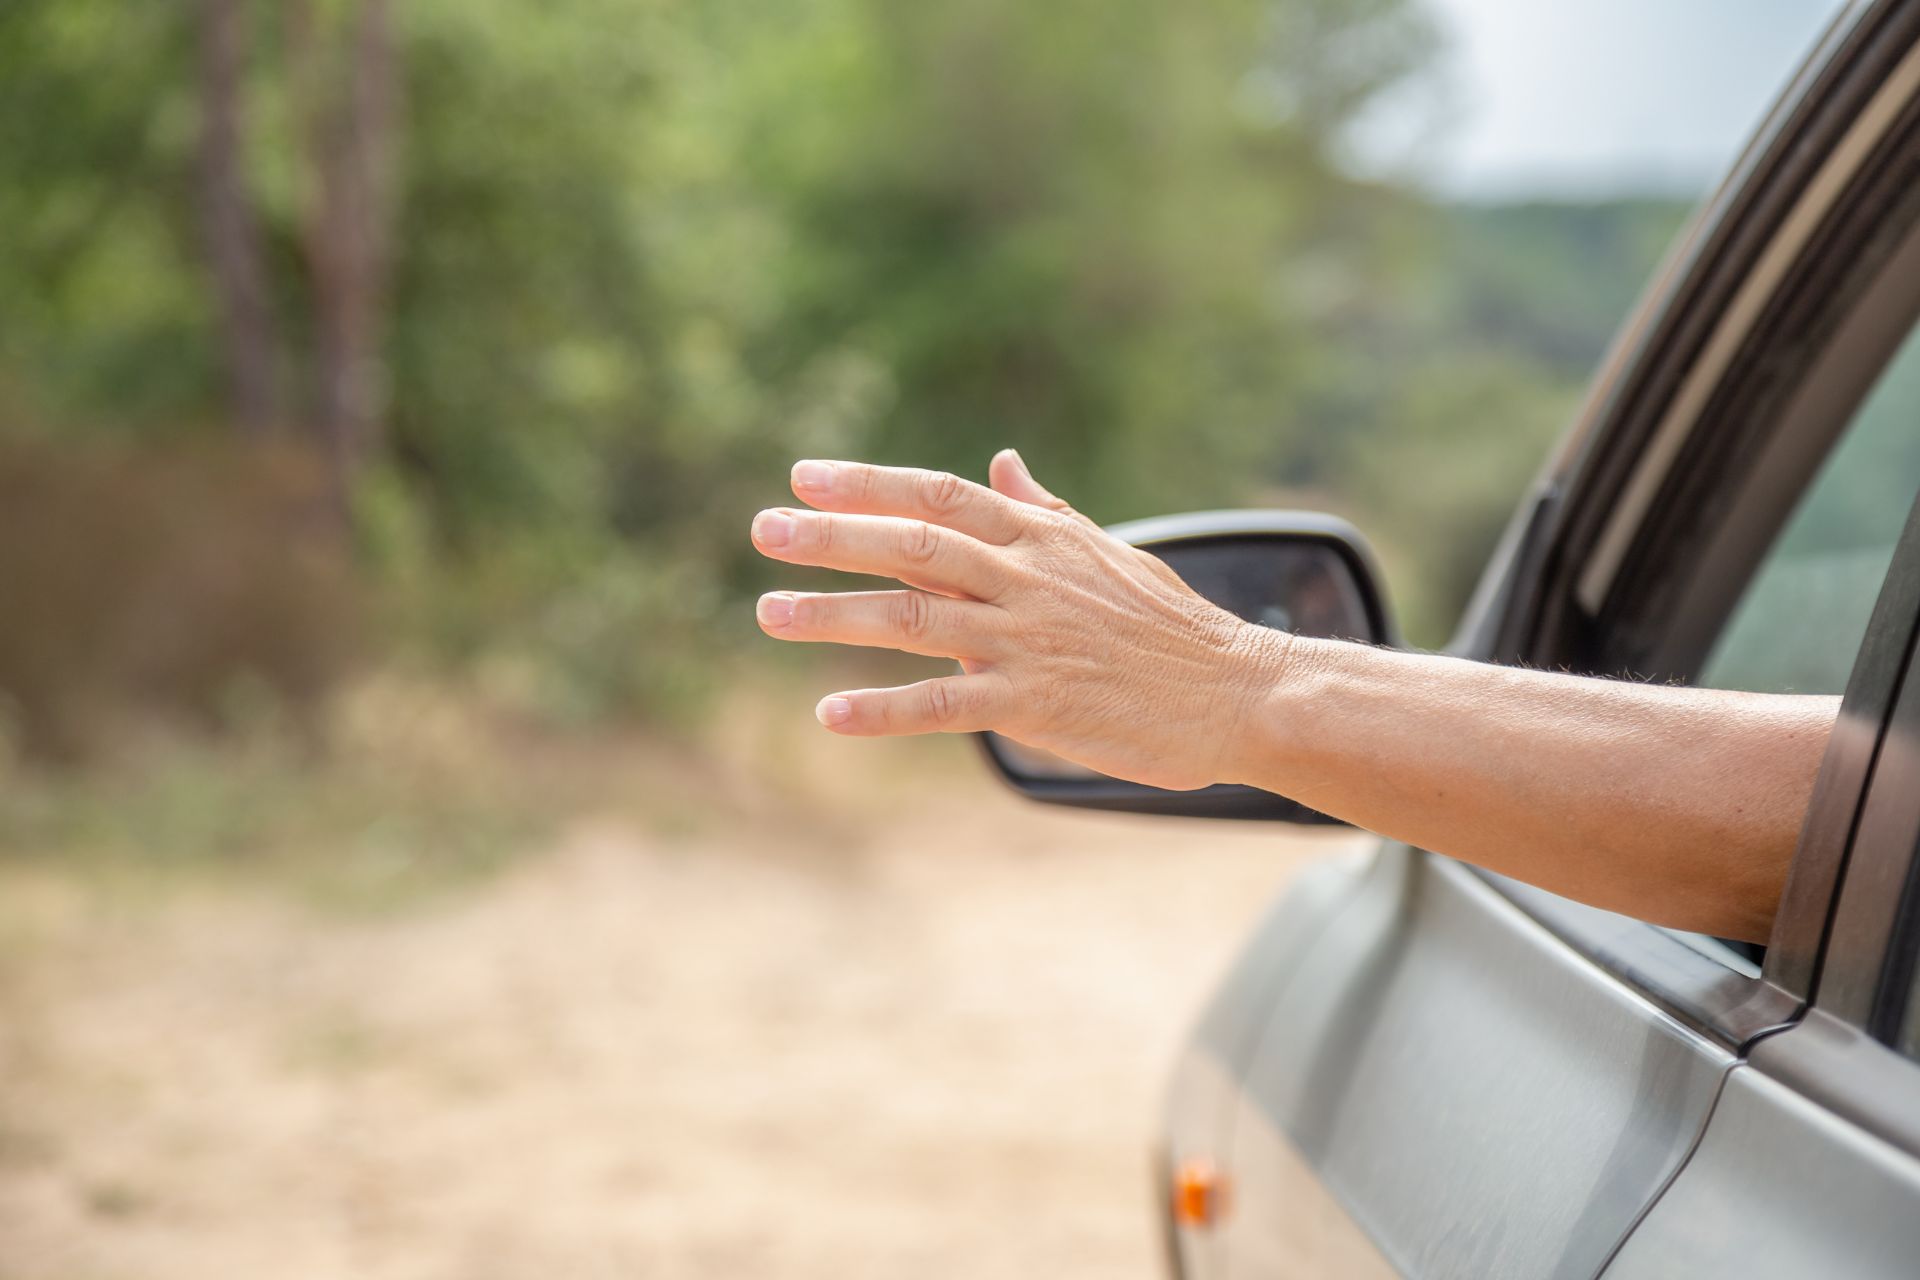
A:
[[1739, 583, 1920, 1161], [1818, 557, 1920, 1043], [1459, 0, 1920, 1050]]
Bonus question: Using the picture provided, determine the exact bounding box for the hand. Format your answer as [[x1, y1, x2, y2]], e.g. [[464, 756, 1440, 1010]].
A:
[[749, 450, 1292, 790]]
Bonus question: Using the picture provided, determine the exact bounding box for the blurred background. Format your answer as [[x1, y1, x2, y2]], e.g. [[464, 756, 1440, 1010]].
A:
[[0, 0, 1840, 1275]]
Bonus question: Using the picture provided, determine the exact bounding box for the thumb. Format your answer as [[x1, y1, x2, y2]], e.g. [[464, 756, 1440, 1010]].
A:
[[989, 448, 1074, 513]]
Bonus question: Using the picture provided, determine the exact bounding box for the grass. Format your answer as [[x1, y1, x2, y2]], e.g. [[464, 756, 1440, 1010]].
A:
[[0, 676, 696, 913], [0, 654, 972, 915]]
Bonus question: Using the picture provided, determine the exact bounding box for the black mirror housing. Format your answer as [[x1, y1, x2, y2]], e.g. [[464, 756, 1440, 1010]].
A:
[[977, 510, 1396, 823]]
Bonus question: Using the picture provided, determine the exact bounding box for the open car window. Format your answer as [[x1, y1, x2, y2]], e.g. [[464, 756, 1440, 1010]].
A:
[[1669, 305, 1920, 971], [1699, 320, 1920, 696]]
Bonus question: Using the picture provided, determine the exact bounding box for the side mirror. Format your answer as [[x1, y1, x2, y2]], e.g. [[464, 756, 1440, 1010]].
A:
[[979, 510, 1395, 822]]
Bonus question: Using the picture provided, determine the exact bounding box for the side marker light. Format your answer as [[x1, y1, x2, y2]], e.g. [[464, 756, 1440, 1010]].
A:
[[1172, 1156, 1229, 1229]]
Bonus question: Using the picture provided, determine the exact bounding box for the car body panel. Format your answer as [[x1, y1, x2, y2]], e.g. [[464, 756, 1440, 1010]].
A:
[[1606, 622, 1920, 1275], [1162, 850, 1378, 1278], [1216, 1085, 1401, 1279], [1220, 849, 1731, 1279], [1603, 1064, 1920, 1277]]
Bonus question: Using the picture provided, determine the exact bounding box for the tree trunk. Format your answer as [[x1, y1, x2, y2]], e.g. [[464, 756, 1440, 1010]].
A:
[[292, 0, 402, 515], [195, 0, 278, 436]]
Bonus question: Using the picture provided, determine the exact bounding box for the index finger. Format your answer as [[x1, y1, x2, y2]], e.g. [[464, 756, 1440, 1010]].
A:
[[789, 460, 1032, 545]]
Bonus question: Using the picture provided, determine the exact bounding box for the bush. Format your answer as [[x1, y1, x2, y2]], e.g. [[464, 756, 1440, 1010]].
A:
[[0, 435, 361, 760]]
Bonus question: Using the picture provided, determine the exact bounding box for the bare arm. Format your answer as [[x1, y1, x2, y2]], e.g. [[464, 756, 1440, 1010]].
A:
[[752, 452, 1836, 942], [1238, 641, 1832, 941]]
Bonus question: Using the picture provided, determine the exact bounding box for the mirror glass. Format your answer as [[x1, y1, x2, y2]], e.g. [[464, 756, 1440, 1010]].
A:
[[1152, 539, 1371, 638], [986, 537, 1375, 782]]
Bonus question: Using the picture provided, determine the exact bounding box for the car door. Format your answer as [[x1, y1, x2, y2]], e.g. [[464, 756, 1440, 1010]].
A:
[[1604, 489, 1920, 1273], [1600, 175, 1920, 1272], [1173, 5, 1920, 1277]]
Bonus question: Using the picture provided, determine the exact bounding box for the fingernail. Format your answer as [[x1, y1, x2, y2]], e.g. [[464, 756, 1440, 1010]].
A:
[[815, 696, 852, 727], [1006, 447, 1030, 474], [753, 510, 794, 548], [792, 460, 833, 493], [757, 592, 795, 628]]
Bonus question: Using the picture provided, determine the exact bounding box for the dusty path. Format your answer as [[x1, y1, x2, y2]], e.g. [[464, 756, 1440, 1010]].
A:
[[0, 784, 1356, 1279]]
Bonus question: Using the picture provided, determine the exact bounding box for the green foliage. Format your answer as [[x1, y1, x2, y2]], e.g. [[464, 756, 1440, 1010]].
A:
[[1296, 196, 1693, 643], [1434, 199, 1692, 377], [0, 0, 1694, 724], [0, 2, 210, 426]]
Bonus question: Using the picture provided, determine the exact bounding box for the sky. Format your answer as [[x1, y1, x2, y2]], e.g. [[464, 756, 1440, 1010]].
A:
[[1355, 0, 1850, 198]]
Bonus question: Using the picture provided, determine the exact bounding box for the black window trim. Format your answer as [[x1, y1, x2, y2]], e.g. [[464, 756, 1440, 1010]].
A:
[[1573, 5, 1920, 617], [1507, 0, 1920, 673], [1816, 505, 1920, 1039], [1785, 496, 1920, 1030], [1743, 563, 1920, 1165], [1723, 526, 1920, 1166]]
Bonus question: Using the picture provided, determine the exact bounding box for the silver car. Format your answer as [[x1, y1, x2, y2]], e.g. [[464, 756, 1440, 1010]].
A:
[[983, 1, 1920, 1274]]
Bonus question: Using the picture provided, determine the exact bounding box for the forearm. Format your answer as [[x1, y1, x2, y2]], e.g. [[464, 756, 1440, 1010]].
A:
[[1229, 636, 1837, 942]]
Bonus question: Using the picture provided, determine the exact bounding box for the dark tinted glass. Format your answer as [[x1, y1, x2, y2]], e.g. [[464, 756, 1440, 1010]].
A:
[[1152, 541, 1372, 641], [1701, 326, 1920, 694]]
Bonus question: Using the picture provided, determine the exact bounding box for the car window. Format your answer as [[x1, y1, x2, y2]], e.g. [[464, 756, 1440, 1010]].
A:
[[1699, 323, 1920, 695]]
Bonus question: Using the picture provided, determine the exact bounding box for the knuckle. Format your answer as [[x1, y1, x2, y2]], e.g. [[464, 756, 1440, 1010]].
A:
[[1143, 552, 1184, 587], [811, 513, 835, 553], [922, 470, 967, 516], [1032, 510, 1080, 546], [894, 592, 935, 642], [924, 681, 962, 726], [901, 521, 942, 567]]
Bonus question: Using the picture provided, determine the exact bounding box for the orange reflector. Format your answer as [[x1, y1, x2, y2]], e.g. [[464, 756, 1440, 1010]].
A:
[[1172, 1156, 1229, 1229]]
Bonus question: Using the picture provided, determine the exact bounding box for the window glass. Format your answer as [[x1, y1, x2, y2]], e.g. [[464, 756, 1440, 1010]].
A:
[[1699, 325, 1920, 694]]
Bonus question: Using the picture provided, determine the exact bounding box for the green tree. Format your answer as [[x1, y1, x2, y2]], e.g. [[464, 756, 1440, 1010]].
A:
[[11, 0, 1701, 722]]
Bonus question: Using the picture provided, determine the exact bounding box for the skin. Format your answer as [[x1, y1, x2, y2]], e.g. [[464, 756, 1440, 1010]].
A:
[[752, 450, 1837, 943]]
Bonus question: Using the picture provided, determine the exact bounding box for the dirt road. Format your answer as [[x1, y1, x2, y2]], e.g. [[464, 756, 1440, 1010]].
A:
[[0, 781, 1355, 1278]]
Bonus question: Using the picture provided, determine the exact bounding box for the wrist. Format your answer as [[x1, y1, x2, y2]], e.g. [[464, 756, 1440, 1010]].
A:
[[1211, 622, 1314, 789]]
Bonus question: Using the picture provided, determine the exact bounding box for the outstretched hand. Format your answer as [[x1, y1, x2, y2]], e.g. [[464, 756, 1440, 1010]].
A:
[[750, 450, 1289, 790]]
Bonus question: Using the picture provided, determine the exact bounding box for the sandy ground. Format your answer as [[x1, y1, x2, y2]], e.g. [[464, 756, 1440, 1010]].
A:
[[0, 781, 1354, 1279]]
